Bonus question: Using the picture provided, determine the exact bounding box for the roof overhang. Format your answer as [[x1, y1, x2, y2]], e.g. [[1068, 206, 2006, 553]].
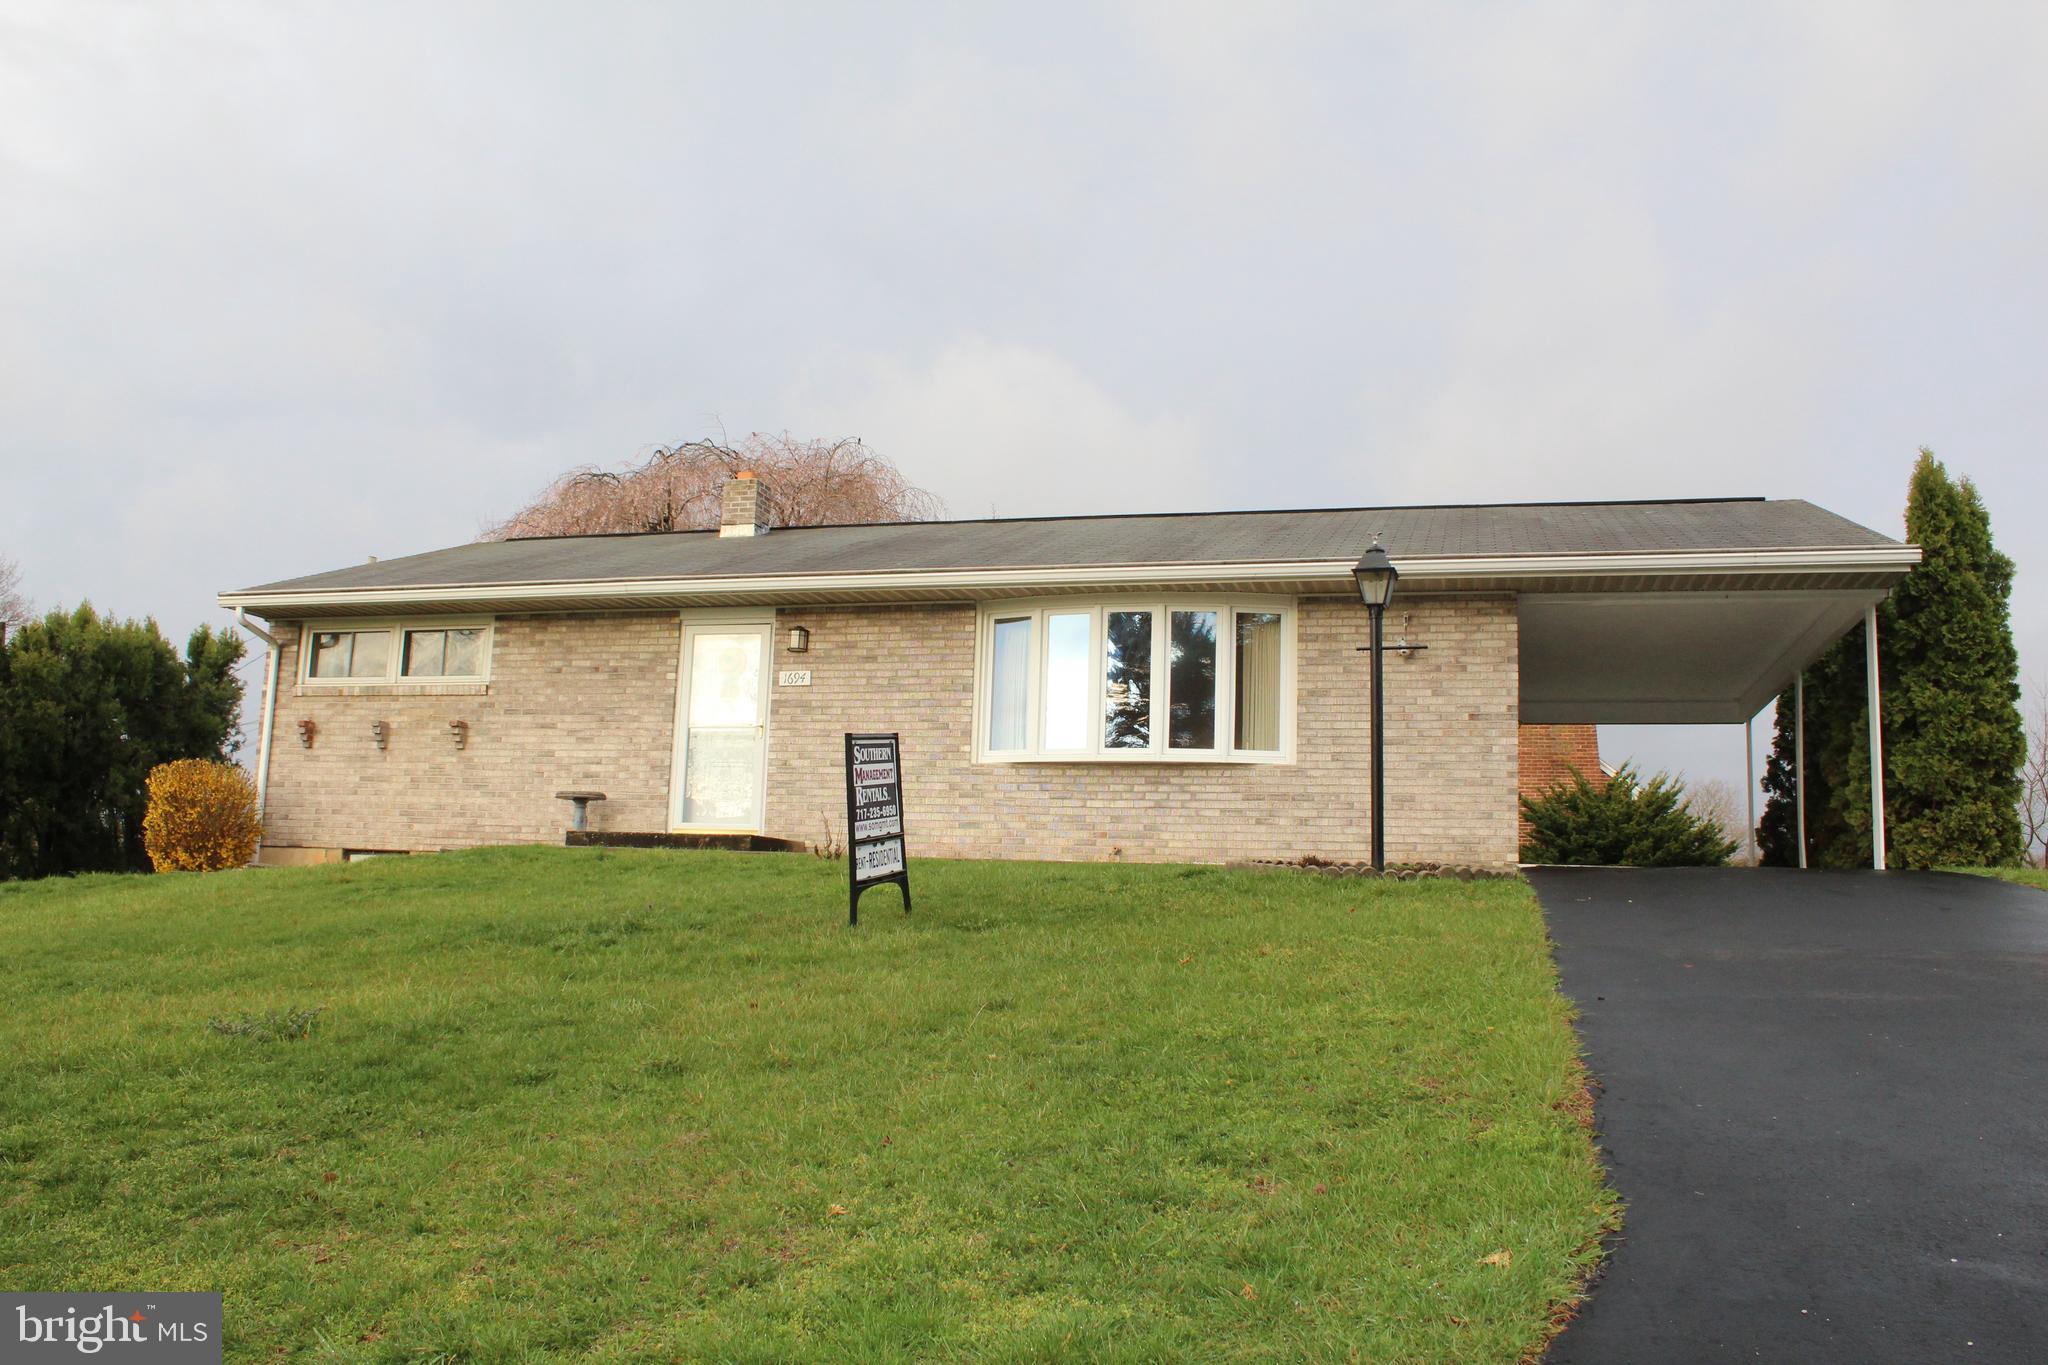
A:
[[217, 545, 1922, 619]]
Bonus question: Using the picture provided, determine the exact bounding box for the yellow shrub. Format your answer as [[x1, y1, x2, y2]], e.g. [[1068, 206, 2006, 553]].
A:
[[143, 760, 262, 873]]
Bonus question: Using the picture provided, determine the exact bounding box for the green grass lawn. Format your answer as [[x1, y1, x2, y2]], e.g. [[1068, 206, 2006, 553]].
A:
[[0, 848, 1614, 1363], [1948, 866, 2048, 892]]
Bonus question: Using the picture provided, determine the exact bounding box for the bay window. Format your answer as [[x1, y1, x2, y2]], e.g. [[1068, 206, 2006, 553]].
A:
[[1104, 610, 1153, 748], [988, 616, 1031, 749], [1234, 612, 1284, 751], [1042, 611, 1091, 750], [978, 598, 1293, 762], [1168, 610, 1218, 750]]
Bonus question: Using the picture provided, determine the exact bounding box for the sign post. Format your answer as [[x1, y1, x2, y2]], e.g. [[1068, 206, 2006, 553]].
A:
[[844, 732, 911, 925]]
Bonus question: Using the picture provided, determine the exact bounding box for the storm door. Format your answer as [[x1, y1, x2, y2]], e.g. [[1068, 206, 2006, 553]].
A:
[[675, 624, 771, 831]]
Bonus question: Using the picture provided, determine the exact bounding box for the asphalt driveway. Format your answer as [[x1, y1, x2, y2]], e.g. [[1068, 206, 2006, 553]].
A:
[[1532, 868, 2048, 1363]]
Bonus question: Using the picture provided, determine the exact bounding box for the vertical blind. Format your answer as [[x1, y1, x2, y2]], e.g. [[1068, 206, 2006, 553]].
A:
[[989, 617, 1031, 750]]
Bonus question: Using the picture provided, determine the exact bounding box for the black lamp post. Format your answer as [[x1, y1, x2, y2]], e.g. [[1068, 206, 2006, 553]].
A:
[[1353, 541, 1398, 869]]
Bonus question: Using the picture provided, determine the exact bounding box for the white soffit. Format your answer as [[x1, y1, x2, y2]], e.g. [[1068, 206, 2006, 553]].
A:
[[1518, 589, 1886, 725]]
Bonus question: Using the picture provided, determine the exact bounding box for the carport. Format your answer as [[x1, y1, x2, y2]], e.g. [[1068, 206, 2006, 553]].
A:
[[1513, 548, 1918, 866]]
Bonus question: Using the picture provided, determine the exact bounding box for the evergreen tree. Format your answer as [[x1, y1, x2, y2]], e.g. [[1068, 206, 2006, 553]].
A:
[[1756, 690, 1802, 865], [1804, 632, 1869, 868], [1841, 453, 2024, 867], [1757, 630, 1863, 866], [1520, 763, 1740, 867], [0, 604, 245, 879], [1756, 450, 2026, 870]]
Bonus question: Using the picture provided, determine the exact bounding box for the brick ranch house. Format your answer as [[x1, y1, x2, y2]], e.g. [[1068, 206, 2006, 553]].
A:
[[218, 478, 1919, 868]]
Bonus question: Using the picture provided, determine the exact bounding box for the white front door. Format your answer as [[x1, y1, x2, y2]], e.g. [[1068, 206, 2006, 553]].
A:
[[675, 623, 771, 831]]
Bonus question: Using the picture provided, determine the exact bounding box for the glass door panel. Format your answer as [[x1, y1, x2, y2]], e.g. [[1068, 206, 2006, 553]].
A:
[[678, 627, 769, 829]]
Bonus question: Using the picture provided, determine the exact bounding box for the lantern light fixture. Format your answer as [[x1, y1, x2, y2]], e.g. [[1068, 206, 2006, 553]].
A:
[[787, 625, 811, 653], [1352, 541, 1398, 609]]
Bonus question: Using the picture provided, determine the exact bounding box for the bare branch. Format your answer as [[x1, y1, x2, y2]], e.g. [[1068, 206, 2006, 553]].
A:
[[0, 553, 31, 628], [1684, 777, 1754, 864], [2021, 676, 2048, 868]]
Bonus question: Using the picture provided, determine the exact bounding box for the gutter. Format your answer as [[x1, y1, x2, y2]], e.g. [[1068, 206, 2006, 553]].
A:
[[233, 607, 281, 826], [216, 545, 1924, 616]]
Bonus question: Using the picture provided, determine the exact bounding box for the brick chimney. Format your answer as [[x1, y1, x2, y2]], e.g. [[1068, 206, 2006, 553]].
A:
[[719, 470, 769, 538]]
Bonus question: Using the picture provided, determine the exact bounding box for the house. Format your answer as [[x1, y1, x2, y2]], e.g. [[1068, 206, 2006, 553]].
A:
[[218, 476, 1919, 868]]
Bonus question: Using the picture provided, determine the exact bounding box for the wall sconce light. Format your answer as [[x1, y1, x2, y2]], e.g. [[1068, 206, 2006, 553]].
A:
[[296, 719, 317, 748], [448, 719, 469, 750], [370, 720, 389, 750], [787, 625, 811, 653]]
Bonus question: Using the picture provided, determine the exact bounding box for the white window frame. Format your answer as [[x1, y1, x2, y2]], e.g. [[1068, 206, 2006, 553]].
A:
[[972, 596, 1297, 764], [297, 618, 496, 688]]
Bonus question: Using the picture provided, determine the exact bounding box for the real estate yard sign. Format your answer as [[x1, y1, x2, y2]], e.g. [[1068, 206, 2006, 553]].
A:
[[844, 733, 911, 925]]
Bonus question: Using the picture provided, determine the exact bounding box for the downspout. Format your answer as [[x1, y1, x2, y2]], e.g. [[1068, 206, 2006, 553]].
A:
[[234, 607, 281, 825]]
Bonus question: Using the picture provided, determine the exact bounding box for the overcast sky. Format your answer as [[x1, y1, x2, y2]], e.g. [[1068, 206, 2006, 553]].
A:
[[3, 2, 2044, 802]]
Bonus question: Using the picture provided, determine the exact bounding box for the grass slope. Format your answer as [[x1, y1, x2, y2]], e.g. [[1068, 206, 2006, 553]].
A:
[[0, 849, 1614, 1362], [1948, 866, 2048, 892]]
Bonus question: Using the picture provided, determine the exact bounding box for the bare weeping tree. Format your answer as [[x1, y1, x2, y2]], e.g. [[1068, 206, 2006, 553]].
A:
[[484, 434, 943, 539], [1685, 777, 1754, 864], [2022, 677, 2048, 868], [0, 554, 31, 631]]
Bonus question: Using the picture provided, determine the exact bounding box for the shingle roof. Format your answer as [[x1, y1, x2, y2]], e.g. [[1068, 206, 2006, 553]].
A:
[[234, 498, 1900, 596]]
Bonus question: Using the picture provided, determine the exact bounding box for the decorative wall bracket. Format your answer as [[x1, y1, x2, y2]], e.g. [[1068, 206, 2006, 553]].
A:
[[1392, 611, 1430, 659]]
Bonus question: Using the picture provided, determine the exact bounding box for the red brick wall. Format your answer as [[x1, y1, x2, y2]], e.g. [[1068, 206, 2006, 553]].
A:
[[1517, 724, 1601, 844]]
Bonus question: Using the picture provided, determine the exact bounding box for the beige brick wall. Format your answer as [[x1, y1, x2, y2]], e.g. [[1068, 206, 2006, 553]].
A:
[[260, 595, 1521, 866], [764, 595, 1521, 867], [260, 613, 679, 851]]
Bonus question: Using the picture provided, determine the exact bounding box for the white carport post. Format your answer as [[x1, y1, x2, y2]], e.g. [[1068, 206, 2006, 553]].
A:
[[1744, 717, 1757, 864], [1865, 605, 1887, 871], [1794, 674, 1808, 868]]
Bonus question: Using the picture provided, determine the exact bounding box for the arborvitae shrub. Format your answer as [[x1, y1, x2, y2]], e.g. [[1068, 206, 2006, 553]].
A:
[[1758, 450, 2026, 869], [142, 760, 261, 872]]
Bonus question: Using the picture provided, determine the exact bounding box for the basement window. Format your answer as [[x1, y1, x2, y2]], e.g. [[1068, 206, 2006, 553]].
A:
[[308, 629, 391, 680], [401, 627, 487, 678], [976, 598, 1295, 763], [301, 619, 494, 687]]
